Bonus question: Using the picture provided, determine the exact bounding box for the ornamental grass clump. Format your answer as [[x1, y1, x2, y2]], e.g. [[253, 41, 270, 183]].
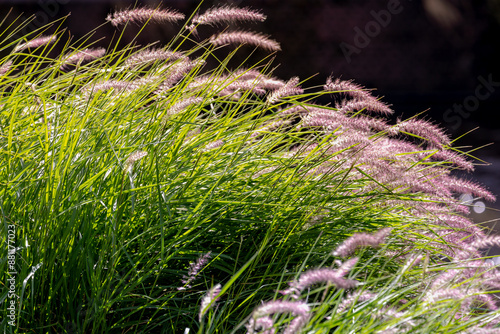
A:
[[0, 3, 499, 333]]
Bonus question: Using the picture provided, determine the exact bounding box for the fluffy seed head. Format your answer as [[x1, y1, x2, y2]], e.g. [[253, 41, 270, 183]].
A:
[[191, 6, 266, 27], [61, 48, 106, 70], [254, 300, 310, 318], [125, 48, 185, 68], [167, 97, 204, 116], [282, 265, 358, 298], [393, 118, 451, 147], [82, 80, 140, 97], [267, 77, 303, 104], [14, 35, 57, 52], [199, 283, 221, 321], [337, 98, 393, 116], [178, 251, 212, 290], [203, 140, 225, 152], [333, 228, 392, 257], [325, 76, 374, 101], [124, 151, 148, 173], [0, 60, 12, 75], [210, 30, 281, 52], [107, 7, 185, 27], [246, 316, 275, 334]]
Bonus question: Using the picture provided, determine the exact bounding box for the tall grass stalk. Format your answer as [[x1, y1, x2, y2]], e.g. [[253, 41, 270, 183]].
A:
[[1, 3, 499, 333]]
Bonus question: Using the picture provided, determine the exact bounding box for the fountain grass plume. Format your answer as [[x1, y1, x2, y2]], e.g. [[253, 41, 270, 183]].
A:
[[188, 5, 266, 32], [209, 30, 281, 52], [106, 7, 185, 27]]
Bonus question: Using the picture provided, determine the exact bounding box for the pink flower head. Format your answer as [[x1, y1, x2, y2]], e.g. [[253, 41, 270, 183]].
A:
[[471, 235, 500, 250], [430, 149, 474, 172], [324, 76, 374, 101], [156, 58, 201, 93], [251, 301, 310, 334], [82, 80, 139, 97], [257, 77, 286, 90], [167, 97, 204, 116], [231, 68, 263, 80], [125, 48, 185, 68], [336, 98, 393, 116], [333, 228, 391, 257], [199, 283, 221, 321], [202, 140, 225, 152], [441, 177, 496, 202], [282, 265, 358, 298], [267, 77, 303, 104], [254, 300, 309, 318], [106, 7, 185, 27], [14, 35, 56, 52], [210, 30, 281, 52], [246, 316, 275, 334], [178, 251, 212, 290], [393, 118, 451, 147], [0, 60, 12, 75], [60, 48, 106, 70], [123, 151, 148, 174], [190, 6, 266, 29], [337, 291, 377, 313]]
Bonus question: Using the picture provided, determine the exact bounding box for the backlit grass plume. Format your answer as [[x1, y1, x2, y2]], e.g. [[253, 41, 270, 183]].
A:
[[0, 3, 498, 334]]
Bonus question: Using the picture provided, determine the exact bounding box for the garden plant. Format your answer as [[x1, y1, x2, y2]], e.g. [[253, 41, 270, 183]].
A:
[[1, 3, 500, 333]]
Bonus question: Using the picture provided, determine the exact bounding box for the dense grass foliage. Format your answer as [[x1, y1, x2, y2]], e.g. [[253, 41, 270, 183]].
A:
[[1, 3, 499, 333]]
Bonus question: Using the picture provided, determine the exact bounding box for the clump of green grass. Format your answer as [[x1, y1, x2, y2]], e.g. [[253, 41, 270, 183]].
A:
[[1, 3, 499, 333]]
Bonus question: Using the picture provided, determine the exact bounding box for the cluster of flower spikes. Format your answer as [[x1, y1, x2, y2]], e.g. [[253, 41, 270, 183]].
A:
[[246, 228, 500, 334], [268, 75, 496, 253], [243, 230, 389, 334]]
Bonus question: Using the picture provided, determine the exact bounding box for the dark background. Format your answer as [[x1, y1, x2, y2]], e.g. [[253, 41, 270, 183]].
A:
[[2, 0, 499, 236]]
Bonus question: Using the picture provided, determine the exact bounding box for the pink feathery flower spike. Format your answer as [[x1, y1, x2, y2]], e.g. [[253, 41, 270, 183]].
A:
[[285, 314, 311, 334], [124, 151, 148, 174], [209, 30, 281, 52], [14, 35, 56, 52], [324, 76, 374, 101], [267, 77, 303, 104], [60, 48, 106, 70], [107, 7, 185, 27], [168, 97, 204, 116], [178, 251, 212, 290], [333, 228, 392, 257], [83, 80, 139, 97], [441, 177, 496, 202], [203, 140, 225, 152], [188, 6, 266, 31], [394, 118, 451, 147], [470, 235, 500, 250], [199, 283, 221, 321], [282, 262, 358, 298], [336, 98, 393, 116], [251, 300, 310, 334], [156, 59, 201, 93], [246, 316, 275, 334], [257, 77, 286, 90], [431, 149, 474, 172], [254, 300, 309, 318], [125, 48, 185, 68], [0, 60, 12, 75]]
